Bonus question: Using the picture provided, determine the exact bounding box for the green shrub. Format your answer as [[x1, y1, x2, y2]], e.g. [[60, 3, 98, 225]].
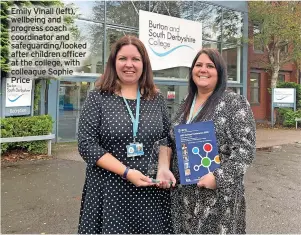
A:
[[0, 115, 53, 154], [278, 108, 301, 127]]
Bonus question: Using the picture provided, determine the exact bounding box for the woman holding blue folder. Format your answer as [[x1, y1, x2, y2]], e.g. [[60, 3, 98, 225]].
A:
[[157, 48, 256, 234]]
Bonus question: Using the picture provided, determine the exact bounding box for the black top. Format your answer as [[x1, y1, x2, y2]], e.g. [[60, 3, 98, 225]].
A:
[[77, 90, 173, 234], [170, 91, 256, 234]]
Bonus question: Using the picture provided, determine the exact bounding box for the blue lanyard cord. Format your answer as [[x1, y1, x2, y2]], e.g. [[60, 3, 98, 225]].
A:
[[122, 87, 140, 141], [187, 94, 203, 124]]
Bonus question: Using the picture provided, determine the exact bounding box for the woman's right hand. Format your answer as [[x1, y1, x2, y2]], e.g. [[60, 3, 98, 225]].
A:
[[126, 169, 154, 187], [156, 167, 176, 189]]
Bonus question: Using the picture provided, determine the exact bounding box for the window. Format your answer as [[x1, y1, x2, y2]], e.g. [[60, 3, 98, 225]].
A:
[[253, 24, 264, 52], [149, 1, 184, 18], [58, 81, 93, 141], [280, 44, 288, 54], [63, 1, 101, 21], [153, 67, 189, 79], [193, 2, 222, 41], [222, 44, 242, 82], [156, 84, 188, 119], [74, 20, 104, 74], [278, 74, 285, 83], [105, 28, 138, 66], [202, 40, 221, 51], [106, 1, 149, 27], [221, 9, 243, 44], [250, 73, 260, 104]]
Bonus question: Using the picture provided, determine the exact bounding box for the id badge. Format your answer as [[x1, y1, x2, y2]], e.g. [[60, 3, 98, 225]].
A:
[[126, 143, 144, 157]]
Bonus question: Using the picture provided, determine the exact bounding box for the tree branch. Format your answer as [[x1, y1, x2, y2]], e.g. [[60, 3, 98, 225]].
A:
[[280, 55, 293, 66]]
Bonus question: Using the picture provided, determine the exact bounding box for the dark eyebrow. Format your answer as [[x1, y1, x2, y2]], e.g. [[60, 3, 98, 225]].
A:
[[117, 54, 141, 59], [195, 61, 215, 65]]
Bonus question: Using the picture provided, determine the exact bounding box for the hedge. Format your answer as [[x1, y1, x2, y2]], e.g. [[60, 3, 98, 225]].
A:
[[275, 82, 301, 127], [1, 115, 53, 154], [278, 108, 301, 127]]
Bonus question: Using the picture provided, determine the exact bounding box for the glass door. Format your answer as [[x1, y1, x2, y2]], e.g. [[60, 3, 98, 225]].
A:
[[58, 81, 92, 142], [156, 83, 188, 119]]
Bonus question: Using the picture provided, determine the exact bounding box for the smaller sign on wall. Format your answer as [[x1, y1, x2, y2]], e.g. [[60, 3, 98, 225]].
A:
[[6, 77, 32, 107], [167, 91, 176, 100], [271, 88, 296, 127], [273, 88, 296, 108], [273, 88, 295, 103], [59, 87, 66, 96], [5, 106, 31, 116]]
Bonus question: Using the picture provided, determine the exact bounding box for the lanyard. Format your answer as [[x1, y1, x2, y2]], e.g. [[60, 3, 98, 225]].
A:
[[122, 87, 140, 141], [186, 94, 203, 124]]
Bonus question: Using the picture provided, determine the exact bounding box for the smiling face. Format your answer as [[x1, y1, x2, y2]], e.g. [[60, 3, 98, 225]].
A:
[[192, 53, 218, 93], [115, 44, 143, 86]]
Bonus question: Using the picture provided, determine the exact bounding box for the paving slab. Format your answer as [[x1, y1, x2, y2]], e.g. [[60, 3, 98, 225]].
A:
[[52, 128, 301, 162], [256, 128, 301, 149], [2, 143, 301, 234], [1, 159, 85, 234], [245, 143, 301, 233], [1, 127, 301, 234]]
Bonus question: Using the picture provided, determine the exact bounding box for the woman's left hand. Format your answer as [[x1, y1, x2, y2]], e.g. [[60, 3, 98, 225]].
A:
[[197, 172, 217, 189]]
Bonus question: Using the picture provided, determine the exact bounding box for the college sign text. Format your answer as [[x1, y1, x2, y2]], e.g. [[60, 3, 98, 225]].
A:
[[139, 10, 202, 70]]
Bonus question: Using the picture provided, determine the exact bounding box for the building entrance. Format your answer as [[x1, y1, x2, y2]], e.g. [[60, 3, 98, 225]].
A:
[[56, 78, 188, 142], [58, 81, 93, 142]]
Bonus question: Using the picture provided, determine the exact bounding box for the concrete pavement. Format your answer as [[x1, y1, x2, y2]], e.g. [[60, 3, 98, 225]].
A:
[[1, 127, 301, 234], [256, 128, 301, 149], [245, 142, 301, 233], [2, 142, 301, 234], [52, 128, 301, 162], [1, 159, 84, 234]]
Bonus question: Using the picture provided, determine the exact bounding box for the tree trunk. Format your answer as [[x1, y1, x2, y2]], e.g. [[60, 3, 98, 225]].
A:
[[270, 66, 280, 125], [268, 46, 280, 89], [271, 69, 279, 88], [269, 53, 280, 126]]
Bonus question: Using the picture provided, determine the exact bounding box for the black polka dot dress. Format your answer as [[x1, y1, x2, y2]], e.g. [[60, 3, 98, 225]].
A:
[[77, 90, 173, 234]]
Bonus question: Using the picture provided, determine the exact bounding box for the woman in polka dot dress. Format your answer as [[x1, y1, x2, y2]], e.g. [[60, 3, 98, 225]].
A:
[[77, 35, 173, 234], [156, 49, 256, 234]]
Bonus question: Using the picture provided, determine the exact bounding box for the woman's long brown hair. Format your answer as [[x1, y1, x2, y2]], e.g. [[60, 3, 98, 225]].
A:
[[95, 35, 157, 99]]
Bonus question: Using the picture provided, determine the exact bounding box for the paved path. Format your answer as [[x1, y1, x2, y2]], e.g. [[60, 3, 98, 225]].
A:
[[52, 128, 301, 162], [1, 128, 300, 233], [256, 128, 301, 149], [1, 159, 84, 234], [245, 143, 301, 233], [2, 143, 301, 234]]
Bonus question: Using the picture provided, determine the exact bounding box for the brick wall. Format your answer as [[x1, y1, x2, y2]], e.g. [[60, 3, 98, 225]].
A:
[[248, 25, 299, 121]]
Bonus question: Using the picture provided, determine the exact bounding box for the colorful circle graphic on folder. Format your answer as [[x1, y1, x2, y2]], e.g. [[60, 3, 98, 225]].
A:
[[192, 143, 220, 172], [174, 120, 220, 185]]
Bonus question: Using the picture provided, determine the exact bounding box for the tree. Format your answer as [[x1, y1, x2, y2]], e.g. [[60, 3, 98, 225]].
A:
[[0, 0, 78, 78], [249, 1, 301, 88], [1, 0, 62, 77]]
